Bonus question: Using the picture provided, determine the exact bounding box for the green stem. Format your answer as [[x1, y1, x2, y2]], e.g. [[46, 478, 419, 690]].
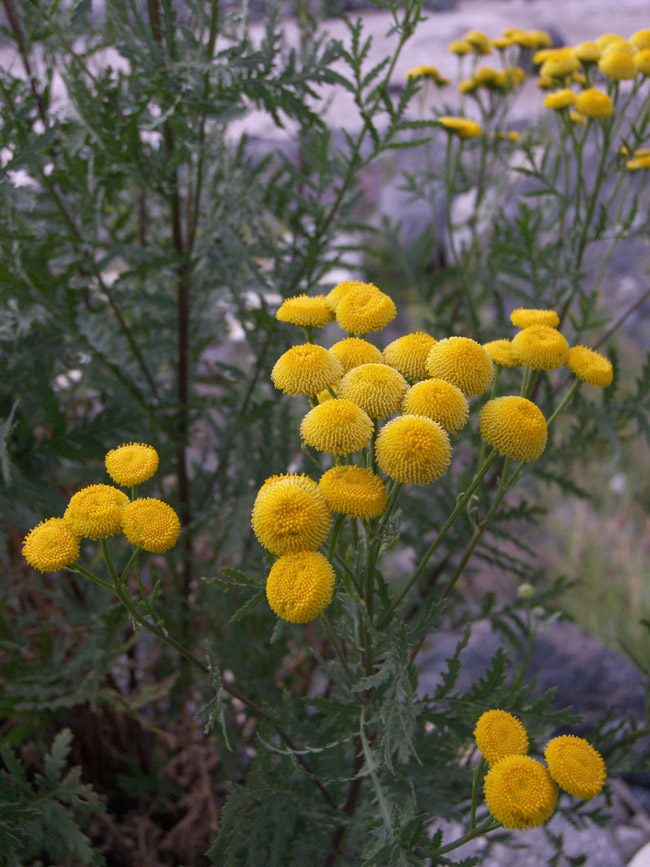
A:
[[546, 377, 580, 427], [433, 818, 501, 855], [470, 756, 486, 829], [320, 612, 355, 689], [328, 512, 346, 562], [100, 539, 119, 585], [67, 563, 114, 591], [378, 450, 498, 628]]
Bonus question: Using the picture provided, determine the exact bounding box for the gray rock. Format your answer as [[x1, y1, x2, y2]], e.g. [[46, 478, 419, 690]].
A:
[[418, 619, 646, 729]]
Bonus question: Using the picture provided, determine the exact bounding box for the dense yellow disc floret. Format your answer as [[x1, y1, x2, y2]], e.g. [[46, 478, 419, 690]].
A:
[[474, 710, 529, 764], [480, 396, 547, 462], [575, 88, 614, 118], [329, 337, 383, 372], [572, 42, 602, 63], [545, 735, 606, 799], [634, 49, 650, 76], [105, 442, 159, 487], [64, 485, 130, 539], [276, 294, 335, 328], [439, 116, 482, 138], [271, 344, 343, 397], [492, 37, 513, 51], [335, 287, 397, 336], [598, 50, 637, 79], [22, 518, 81, 572], [483, 339, 522, 368], [252, 477, 331, 555], [630, 30, 650, 51], [259, 473, 318, 494], [266, 552, 335, 623], [510, 307, 560, 329], [463, 30, 492, 54], [318, 466, 387, 520], [338, 363, 408, 419], [484, 755, 557, 830], [326, 280, 379, 311], [567, 346, 613, 387], [300, 399, 373, 454], [544, 89, 577, 110], [382, 332, 437, 382], [402, 380, 469, 435], [376, 415, 451, 485], [511, 325, 569, 370], [122, 499, 181, 553], [426, 337, 494, 397]]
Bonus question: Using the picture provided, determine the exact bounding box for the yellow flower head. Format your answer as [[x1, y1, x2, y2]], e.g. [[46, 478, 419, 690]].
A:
[[318, 466, 387, 520], [122, 498, 181, 553], [598, 50, 637, 80], [575, 88, 615, 118], [544, 88, 577, 110], [567, 346, 613, 387], [326, 280, 379, 311], [596, 33, 627, 50], [569, 110, 587, 125], [626, 154, 650, 170], [252, 477, 331, 555], [335, 287, 397, 336], [300, 398, 373, 454], [475, 66, 501, 88], [376, 415, 451, 485], [483, 339, 522, 368], [634, 49, 650, 76], [572, 42, 602, 64], [271, 344, 343, 397], [484, 755, 557, 830], [480, 396, 547, 462], [459, 77, 479, 95], [544, 735, 606, 799], [64, 485, 129, 539], [540, 50, 580, 79], [439, 116, 482, 138], [259, 473, 318, 494], [463, 30, 492, 54], [511, 325, 569, 370], [22, 518, 81, 572], [492, 37, 514, 51], [266, 551, 335, 623], [426, 337, 494, 397], [402, 380, 469, 435], [329, 337, 383, 373], [528, 30, 552, 49], [449, 40, 472, 55], [405, 65, 449, 86], [630, 30, 650, 51], [105, 442, 159, 487], [276, 294, 335, 328], [510, 307, 560, 329], [503, 67, 526, 89], [474, 709, 529, 764], [338, 363, 408, 419], [382, 332, 437, 382], [534, 48, 555, 64]]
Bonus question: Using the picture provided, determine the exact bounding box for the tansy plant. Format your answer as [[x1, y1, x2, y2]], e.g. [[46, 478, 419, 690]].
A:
[[20, 282, 622, 863]]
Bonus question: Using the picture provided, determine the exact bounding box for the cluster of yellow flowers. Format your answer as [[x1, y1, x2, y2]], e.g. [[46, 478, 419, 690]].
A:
[[474, 709, 606, 829], [22, 443, 180, 573], [252, 282, 613, 624], [405, 27, 650, 147]]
